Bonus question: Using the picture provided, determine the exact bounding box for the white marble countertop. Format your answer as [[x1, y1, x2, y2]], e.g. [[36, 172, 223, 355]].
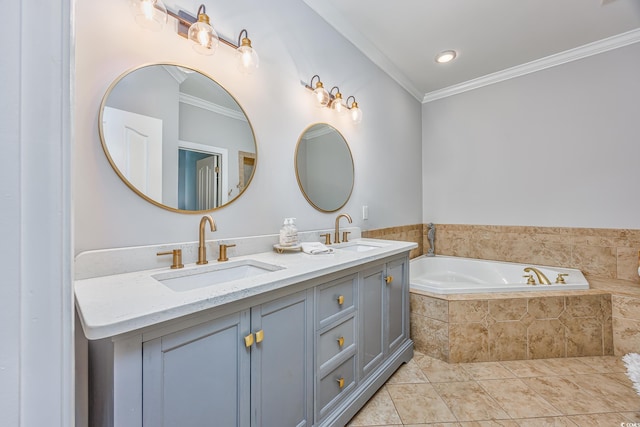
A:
[[74, 238, 417, 340]]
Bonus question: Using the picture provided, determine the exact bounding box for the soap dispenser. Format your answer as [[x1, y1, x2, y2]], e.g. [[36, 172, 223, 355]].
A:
[[279, 218, 290, 246], [289, 218, 298, 246]]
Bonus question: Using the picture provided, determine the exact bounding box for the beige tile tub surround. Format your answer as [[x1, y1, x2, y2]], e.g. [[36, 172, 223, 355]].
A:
[[427, 224, 640, 284], [420, 223, 640, 358], [410, 290, 614, 363], [367, 223, 640, 358]]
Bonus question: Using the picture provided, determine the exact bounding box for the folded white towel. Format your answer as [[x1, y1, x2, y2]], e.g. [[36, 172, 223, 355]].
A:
[[301, 242, 334, 255], [623, 353, 640, 396]]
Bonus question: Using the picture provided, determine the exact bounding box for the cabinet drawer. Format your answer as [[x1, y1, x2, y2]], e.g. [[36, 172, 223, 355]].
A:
[[318, 355, 356, 416], [318, 316, 355, 368], [317, 274, 356, 327]]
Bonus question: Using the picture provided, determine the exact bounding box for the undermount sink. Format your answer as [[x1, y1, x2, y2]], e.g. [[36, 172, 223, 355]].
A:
[[335, 241, 388, 253], [153, 260, 284, 292]]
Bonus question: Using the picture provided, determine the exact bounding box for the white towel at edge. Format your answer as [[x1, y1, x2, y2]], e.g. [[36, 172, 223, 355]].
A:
[[623, 352, 640, 396], [301, 242, 334, 255]]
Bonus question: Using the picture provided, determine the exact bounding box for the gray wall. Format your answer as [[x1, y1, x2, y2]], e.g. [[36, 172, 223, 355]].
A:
[[74, 0, 423, 253], [422, 42, 640, 229]]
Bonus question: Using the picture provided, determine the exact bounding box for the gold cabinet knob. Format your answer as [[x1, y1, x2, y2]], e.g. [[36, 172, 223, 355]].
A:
[[244, 333, 254, 348], [256, 329, 264, 343], [385, 275, 393, 284], [337, 336, 345, 347], [337, 295, 345, 305], [337, 377, 345, 389]]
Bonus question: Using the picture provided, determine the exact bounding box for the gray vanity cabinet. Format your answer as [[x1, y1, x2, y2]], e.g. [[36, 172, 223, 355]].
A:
[[385, 257, 409, 356], [87, 250, 413, 427], [142, 289, 313, 427], [360, 264, 385, 377], [314, 273, 359, 420], [142, 311, 251, 427], [359, 256, 409, 379], [250, 289, 314, 427]]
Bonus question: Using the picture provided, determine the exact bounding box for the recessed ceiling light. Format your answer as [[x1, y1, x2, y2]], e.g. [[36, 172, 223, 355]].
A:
[[435, 50, 457, 64]]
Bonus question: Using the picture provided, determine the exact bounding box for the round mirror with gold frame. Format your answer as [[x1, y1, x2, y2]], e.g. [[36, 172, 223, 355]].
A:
[[295, 123, 354, 212], [99, 63, 257, 213]]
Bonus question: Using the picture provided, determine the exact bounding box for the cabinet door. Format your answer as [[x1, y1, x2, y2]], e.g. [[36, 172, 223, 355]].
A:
[[251, 290, 313, 427], [386, 257, 408, 355], [143, 311, 251, 427], [359, 264, 385, 377]]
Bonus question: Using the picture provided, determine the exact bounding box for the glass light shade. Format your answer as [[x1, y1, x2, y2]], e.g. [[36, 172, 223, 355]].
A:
[[313, 82, 330, 107], [188, 13, 219, 56], [130, 0, 168, 32], [236, 38, 259, 75], [331, 92, 346, 114], [350, 102, 363, 124]]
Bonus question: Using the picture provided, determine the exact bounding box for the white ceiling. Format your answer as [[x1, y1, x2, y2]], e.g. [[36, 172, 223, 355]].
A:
[[303, 0, 640, 102]]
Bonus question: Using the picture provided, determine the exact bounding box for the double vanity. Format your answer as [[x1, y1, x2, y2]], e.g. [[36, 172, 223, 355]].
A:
[[83, 58, 411, 426], [75, 231, 416, 427]]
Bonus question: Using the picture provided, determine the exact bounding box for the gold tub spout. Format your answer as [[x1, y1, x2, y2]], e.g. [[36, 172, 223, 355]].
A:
[[197, 215, 217, 265], [524, 267, 551, 285]]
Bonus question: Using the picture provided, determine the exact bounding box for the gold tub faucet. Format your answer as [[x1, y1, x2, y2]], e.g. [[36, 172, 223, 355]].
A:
[[197, 215, 217, 265], [523, 267, 551, 285], [334, 213, 353, 244]]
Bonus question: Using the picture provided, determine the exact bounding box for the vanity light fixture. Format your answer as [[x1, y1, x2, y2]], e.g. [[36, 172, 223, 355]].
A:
[[236, 29, 259, 74], [329, 87, 347, 114], [310, 75, 330, 107], [435, 50, 457, 64], [187, 5, 219, 55], [130, 0, 168, 31], [303, 76, 363, 123], [346, 96, 362, 124], [130, 2, 259, 73]]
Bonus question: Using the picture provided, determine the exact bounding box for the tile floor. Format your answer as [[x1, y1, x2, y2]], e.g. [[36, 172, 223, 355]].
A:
[[348, 351, 640, 426]]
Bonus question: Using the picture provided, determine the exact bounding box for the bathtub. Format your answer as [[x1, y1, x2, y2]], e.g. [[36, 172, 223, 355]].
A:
[[410, 255, 589, 294]]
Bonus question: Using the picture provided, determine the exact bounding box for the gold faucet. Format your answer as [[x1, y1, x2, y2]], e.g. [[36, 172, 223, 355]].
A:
[[217, 243, 236, 262], [523, 267, 551, 285], [197, 215, 217, 265], [334, 213, 352, 244]]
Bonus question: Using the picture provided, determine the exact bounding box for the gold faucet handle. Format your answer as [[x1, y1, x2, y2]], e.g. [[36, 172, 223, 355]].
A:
[[555, 273, 569, 284], [157, 249, 184, 269], [342, 231, 351, 243], [523, 274, 536, 285], [320, 233, 332, 245], [218, 243, 236, 262]]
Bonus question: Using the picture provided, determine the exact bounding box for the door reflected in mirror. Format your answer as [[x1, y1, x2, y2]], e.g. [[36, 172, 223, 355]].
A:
[[295, 123, 354, 212], [99, 64, 257, 213]]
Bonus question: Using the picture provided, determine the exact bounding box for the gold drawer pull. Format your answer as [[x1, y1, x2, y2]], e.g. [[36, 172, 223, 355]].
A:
[[337, 336, 345, 347], [337, 295, 345, 305], [256, 329, 264, 343], [244, 333, 254, 348], [337, 377, 345, 389], [385, 275, 393, 284]]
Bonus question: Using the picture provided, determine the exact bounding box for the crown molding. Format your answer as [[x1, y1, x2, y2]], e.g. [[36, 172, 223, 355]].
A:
[[179, 93, 247, 121], [162, 65, 188, 84], [302, 125, 335, 140], [422, 28, 640, 103]]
